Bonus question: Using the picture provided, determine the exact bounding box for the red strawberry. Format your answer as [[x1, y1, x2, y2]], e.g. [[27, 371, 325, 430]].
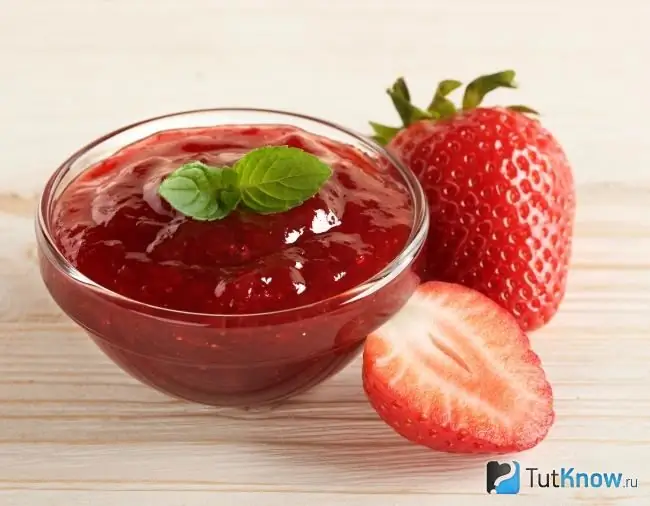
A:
[[371, 71, 576, 331], [362, 281, 554, 454]]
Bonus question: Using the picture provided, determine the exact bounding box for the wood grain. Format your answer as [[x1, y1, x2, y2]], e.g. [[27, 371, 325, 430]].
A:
[[0, 183, 648, 506], [2, 0, 650, 503], [2, 0, 650, 195]]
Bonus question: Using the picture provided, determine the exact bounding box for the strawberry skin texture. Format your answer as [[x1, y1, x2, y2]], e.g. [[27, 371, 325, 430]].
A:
[[362, 281, 555, 454], [389, 108, 576, 331]]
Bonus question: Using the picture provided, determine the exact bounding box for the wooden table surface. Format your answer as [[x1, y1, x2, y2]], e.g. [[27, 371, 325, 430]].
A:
[[1, 1, 649, 505]]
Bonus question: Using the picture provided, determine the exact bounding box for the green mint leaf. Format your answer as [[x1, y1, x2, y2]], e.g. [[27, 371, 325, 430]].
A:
[[206, 166, 239, 189], [158, 148, 332, 220], [158, 162, 225, 221], [159, 163, 241, 221], [234, 146, 332, 214], [216, 187, 242, 218], [200, 187, 241, 220]]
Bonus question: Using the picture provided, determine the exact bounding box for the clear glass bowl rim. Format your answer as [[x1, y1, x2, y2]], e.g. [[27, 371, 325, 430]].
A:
[[37, 107, 429, 319]]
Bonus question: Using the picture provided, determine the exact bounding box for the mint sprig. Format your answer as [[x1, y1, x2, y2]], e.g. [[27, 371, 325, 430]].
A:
[[158, 146, 332, 221]]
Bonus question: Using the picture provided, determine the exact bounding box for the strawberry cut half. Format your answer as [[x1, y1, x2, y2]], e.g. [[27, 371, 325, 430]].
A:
[[362, 281, 554, 454]]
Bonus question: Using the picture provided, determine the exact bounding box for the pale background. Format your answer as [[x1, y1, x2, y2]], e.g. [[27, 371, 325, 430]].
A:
[[1, 0, 649, 505]]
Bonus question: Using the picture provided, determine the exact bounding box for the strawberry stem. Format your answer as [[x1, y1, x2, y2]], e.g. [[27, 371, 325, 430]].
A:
[[387, 77, 436, 128], [370, 69, 540, 145], [427, 79, 462, 118], [387, 78, 414, 126], [393, 77, 411, 102], [507, 105, 540, 115], [462, 70, 516, 110], [369, 122, 401, 146]]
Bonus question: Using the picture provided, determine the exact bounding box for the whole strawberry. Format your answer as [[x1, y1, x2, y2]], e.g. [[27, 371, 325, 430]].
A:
[[371, 71, 576, 331]]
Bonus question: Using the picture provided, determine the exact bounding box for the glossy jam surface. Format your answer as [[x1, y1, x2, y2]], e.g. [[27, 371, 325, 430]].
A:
[[52, 125, 413, 314], [41, 122, 423, 407]]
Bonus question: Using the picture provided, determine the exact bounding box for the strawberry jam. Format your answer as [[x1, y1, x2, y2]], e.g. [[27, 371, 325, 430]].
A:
[[53, 125, 412, 314], [40, 117, 426, 407]]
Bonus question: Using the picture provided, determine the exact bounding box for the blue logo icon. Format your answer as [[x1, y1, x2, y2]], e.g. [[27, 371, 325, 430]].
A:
[[486, 460, 520, 494]]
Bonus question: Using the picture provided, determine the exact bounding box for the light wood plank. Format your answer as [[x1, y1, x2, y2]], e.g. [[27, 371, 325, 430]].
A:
[[0, 183, 647, 505], [2, 0, 649, 503]]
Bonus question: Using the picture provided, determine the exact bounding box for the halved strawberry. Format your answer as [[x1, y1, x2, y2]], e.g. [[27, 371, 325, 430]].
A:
[[362, 281, 554, 453]]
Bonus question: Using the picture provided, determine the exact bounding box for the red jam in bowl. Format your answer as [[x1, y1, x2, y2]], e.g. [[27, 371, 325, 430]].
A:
[[38, 115, 426, 407]]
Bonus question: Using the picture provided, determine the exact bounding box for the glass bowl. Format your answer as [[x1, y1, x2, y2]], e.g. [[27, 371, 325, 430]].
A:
[[35, 108, 429, 407]]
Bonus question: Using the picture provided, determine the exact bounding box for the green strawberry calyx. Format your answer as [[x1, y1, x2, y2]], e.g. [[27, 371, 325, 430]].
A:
[[370, 70, 539, 145]]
